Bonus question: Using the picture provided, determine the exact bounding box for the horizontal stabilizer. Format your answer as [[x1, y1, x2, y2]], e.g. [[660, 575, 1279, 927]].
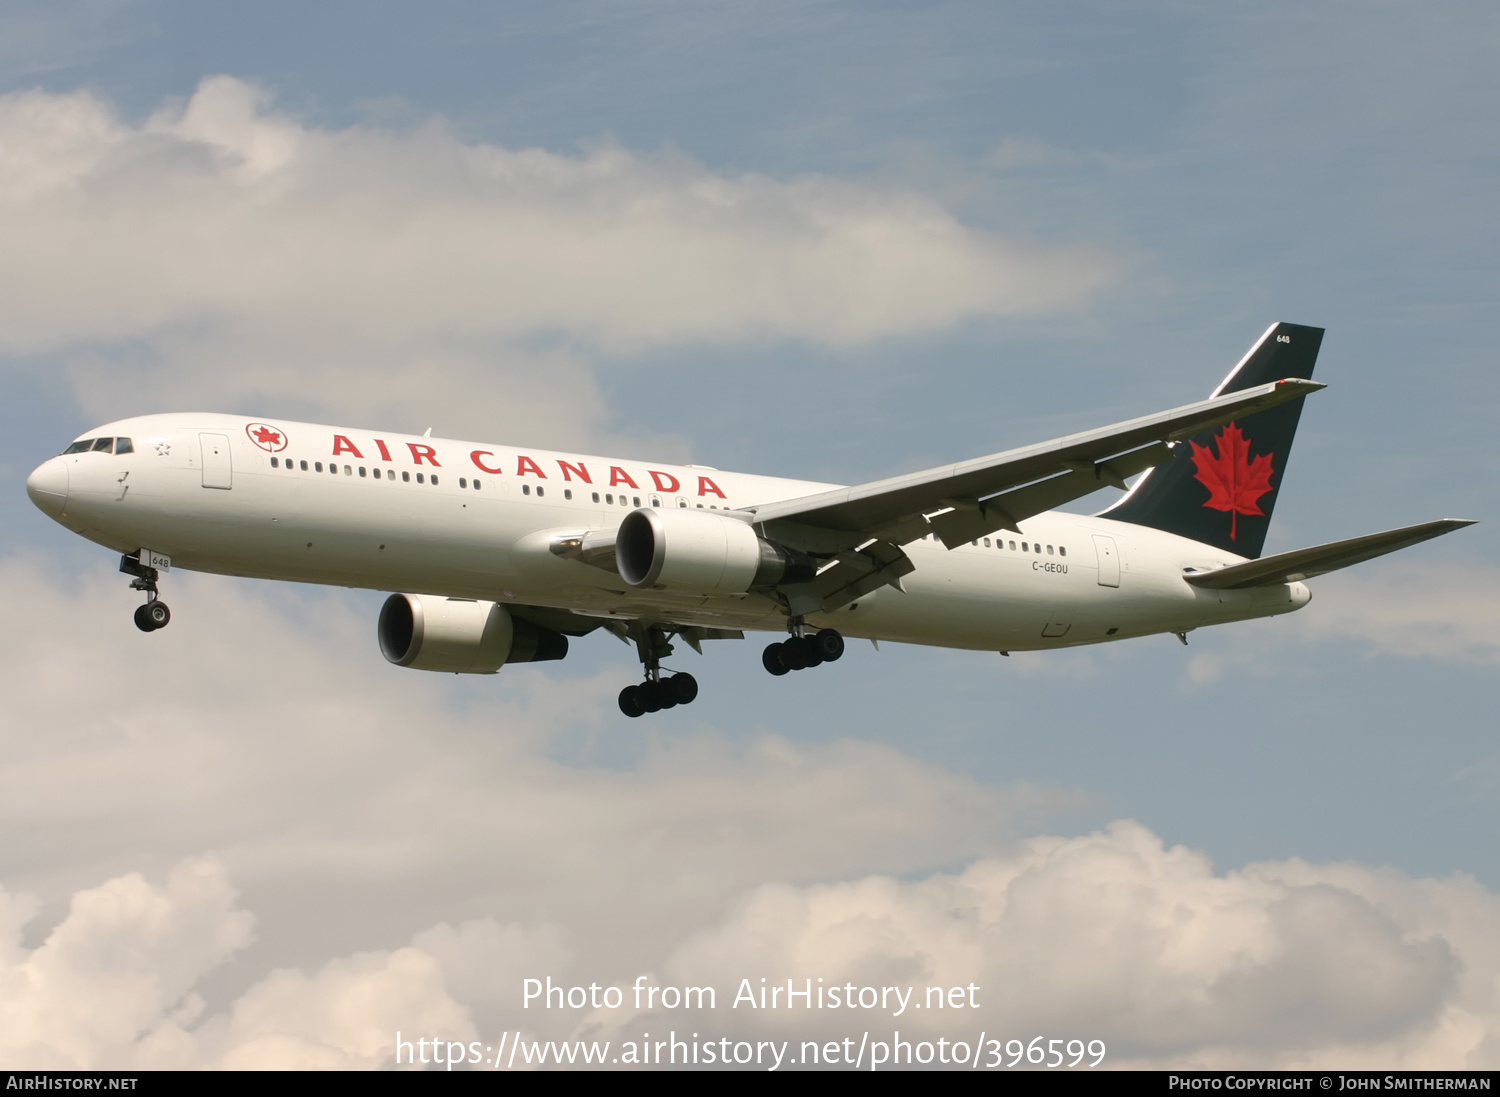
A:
[[1182, 519, 1476, 590]]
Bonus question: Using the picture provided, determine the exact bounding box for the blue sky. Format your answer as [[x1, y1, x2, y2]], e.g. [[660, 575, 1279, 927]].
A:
[[2, 1, 1497, 1069]]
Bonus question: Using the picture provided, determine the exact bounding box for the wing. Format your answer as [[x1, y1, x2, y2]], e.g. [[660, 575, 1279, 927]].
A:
[[741, 378, 1324, 616], [748, 379, 1324, 550], [1181, 519, 1476, 590]]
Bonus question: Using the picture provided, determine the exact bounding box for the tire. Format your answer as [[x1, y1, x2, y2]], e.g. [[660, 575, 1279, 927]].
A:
[[638, 680, 664, 713], [762, 643, 790, 676], [618, 685, 645, 718], [669, 673, 699, 705], [133, 604, 156, 633], [145, 601, 171, 629], [813, 628, 845, 662], [781, 636, 811, 670]]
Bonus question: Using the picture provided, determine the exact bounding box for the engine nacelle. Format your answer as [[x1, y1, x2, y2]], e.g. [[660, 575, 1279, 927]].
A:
[[616, 507, 814, 594], [377, 594, 567, 673]]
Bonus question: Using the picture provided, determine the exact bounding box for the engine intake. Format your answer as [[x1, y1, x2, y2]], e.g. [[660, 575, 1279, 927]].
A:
[[378, 594, 567, 673], [616, 508, 814, 594]]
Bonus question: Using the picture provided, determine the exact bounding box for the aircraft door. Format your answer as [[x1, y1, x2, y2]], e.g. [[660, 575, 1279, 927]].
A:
[[200, 433, 232, 489], [1092, 534, 1120, 587]]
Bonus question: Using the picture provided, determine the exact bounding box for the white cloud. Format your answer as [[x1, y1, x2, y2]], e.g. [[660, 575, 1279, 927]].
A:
[[1179, 559, 1500, 686], [1295, 563, 1500, 666], [653, 821, 1499, 1068], [0, 858, 253, 1068], [0, 76, 1112, 348], [0, 76, 1117, 443], [0, 554, 1040, 1040], [4, 825, 1498, 1069], [3, 557, 1497, 1069]]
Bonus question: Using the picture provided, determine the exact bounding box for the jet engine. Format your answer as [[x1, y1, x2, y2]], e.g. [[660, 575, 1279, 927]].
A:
[[378, 594, 567, 673], [616, 507, 814, 594]]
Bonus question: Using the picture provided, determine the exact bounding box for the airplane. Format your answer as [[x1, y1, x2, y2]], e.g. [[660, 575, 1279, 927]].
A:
[[25, 322, 1474, 718]]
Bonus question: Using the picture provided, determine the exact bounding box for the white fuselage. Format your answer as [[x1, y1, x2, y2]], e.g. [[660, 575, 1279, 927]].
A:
[[27, 413, 1310, 652]]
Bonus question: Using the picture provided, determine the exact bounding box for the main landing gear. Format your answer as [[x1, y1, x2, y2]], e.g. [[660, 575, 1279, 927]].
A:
[[762, 625, 844, 676], [618, 624, 700, 718], [120, 553, 171, 633]]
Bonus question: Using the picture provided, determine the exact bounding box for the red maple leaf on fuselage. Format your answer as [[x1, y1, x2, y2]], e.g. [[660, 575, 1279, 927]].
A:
[[1189, 422, 1275, 541], [253, 427, 283, 446]]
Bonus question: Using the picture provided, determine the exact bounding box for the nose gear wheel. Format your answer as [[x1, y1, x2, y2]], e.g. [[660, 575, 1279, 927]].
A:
[[121, 553, 171, 632]]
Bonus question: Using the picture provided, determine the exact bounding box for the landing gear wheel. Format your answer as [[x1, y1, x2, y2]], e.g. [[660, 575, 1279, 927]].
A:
[[762, 643, 790, 676], [813, 628, 844, 662], [618, 685, 645, 718], [781, 636, 812, 670], [668, 673, 699, 705], [638, 680, 664, 713], [134, 601, 170, 632]]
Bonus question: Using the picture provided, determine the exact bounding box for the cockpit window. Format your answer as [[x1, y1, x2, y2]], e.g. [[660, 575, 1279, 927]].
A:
[[91, 438, 113, 452], [114, 438, 133, 454], [63, 439, 97, 454]]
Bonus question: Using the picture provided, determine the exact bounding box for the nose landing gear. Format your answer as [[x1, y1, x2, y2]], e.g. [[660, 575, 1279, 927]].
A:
[[763, 625, 844, 676], [120, 553, 171, 633]]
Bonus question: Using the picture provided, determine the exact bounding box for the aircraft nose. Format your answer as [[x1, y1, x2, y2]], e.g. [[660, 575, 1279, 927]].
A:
[[26, 457, 69, 517]]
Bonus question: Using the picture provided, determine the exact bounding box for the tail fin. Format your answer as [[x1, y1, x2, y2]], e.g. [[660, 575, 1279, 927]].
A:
[[1100, 322, 1325, 558]]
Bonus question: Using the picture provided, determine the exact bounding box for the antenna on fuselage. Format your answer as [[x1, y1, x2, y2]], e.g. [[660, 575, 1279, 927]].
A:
[[422, 427, 433, 437]]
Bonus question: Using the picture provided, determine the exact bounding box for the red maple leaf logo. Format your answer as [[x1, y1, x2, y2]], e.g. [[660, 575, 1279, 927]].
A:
[[245, 422, 289, 451], [1189, 422, 1275, 541]]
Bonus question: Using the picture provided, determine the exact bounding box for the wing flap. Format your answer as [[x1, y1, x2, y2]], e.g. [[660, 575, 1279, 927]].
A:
[[928, 442, 1173, 548], [1182, 519, 1476, 590]]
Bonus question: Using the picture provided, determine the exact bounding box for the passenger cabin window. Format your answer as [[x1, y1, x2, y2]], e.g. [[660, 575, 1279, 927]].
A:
[[1059, 546, 1066, 556], [459, 477, 467, 488], [401, 471, 409, 482], [301, 460, 309, 471], [271, 457, 279, 467], [471, 476, 478, 488], [431, 475, 439, 486], [522, 484, 531, 495], [358, 467, 367, 477], [315, 462, 324, 472], [564, 489, 573, 500]]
